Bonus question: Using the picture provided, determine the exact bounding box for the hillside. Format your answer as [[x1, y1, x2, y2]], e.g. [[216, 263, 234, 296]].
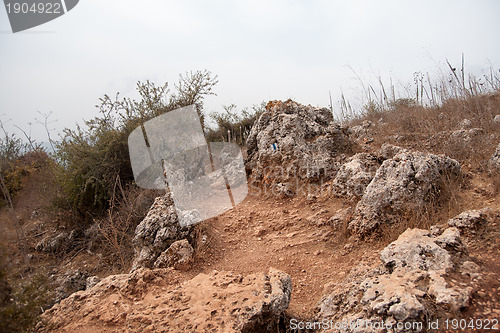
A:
[[1, 92, 500, 332]]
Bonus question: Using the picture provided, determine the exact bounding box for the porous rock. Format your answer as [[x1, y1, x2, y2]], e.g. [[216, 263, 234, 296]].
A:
[[153, 239, 194, 271], [131, 194, 193, 271], [348, 150, 462, 237], [40, 268, 292, 333], [35, 230, 78, 253], [447, 210, 487, 230], [488, 143, 500, 173], [331, 153, 381, 200], [317, 228, 476, 332], [246, 100, 353, 188]]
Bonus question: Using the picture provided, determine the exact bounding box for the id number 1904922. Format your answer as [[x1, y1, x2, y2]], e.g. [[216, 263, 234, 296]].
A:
[[5, 2, 62, 14], [444, 318, 498, 330]]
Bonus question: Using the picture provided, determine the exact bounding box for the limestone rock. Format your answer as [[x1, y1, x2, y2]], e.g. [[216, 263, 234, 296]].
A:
[[246, 100, 353, 188], [348, 150, 462, 237], [54, 269, 88, 303], [459, 118, 472, 129], [40, 268, 292, 333], [131, 194, 193, 271], [85, 276, 101, 290], [377, 144, 409, 160], [447, 210, 487, 230], [153, 239, 194, 271], [35, 231, 77, 253], [317, 228, 478, 332], [488, 143, 500, 173], [380, 229, 454, 272], [450, 128, 484, 144], [331, 153, 381, 200]]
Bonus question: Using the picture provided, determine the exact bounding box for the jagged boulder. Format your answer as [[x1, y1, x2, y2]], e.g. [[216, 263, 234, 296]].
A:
[[40, 268, 292, 333], [447, 209, 487, 230], [489, 143, 500, 173], [85, 276, 101, 290], [54, 269, 89, 303], [153, 239, 194, 271], [131, 194, 193, 271], [450, 128, 484, 145], [246, 100, 353, 191], [317, 228, 478, 332], [35, 230, 78, 253], [331, 153, 381, 200], [348, 150, 462, 237]]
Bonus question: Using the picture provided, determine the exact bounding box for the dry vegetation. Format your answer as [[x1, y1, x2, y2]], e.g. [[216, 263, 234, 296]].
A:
[[0, 62, 499, 332]]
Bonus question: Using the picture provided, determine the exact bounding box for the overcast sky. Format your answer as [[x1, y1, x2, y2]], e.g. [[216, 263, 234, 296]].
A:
[[1, 0, 500, 142]]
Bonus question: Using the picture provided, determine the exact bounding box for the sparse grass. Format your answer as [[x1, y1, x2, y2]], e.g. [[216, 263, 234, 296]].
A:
[[94, 177, 160, 272], [340, 59, 500, 186], [0, 246, 55, 333]]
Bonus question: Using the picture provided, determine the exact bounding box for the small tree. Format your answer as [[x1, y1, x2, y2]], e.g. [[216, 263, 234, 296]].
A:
[[56, 70, 218, 217]]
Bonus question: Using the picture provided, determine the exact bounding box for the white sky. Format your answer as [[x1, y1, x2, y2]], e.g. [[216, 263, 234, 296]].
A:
[[1, 0, 500, 141]]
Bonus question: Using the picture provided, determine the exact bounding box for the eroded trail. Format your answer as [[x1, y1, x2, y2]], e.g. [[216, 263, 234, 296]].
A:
[[193, 192, 384, 317]]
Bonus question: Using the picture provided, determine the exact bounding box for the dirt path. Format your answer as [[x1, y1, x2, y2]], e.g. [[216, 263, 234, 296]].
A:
[[191, 191, 384, 318]]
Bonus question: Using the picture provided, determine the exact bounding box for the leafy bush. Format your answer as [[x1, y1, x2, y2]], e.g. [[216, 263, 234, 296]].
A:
[[56, 70, 218, 217]]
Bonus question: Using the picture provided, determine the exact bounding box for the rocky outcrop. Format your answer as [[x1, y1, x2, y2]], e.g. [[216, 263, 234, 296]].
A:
[[488, 143, 500, 173], [131, 194, 193, 271], [349, 120, 374, 145], [447, 210, 487, 231], [450, 128, 484, 145], [331, 153, 381, 200], [246, 100, 353, 191], [153, 239, 194, 271], [40, 268, 292, 333], [317, 227, 479, 332], [348, 150, 462, 237], [35, 230, 78, 253], [54, 269, 89, 303]]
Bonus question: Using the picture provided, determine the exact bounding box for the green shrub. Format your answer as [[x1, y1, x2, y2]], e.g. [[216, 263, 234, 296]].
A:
[[56, 70, 218, 217]]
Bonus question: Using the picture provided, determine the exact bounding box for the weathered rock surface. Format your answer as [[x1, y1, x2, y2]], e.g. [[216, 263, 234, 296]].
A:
[[348, 150, 462, 237], [40, 268, 292, 333], [246, 100, 353, 190], [153, 239, 194, 270], [488, 143, 500, 173], [54, 269, 89, 303], [459, 118, 472, 129], [317, 228, 478, 332], [331, 153, 381, 200], [35, 230, 77, 253], [349, 120, 374, 143], [450, 128, 484, 145], [85, 276, 101, 290], [447, 210, 487, 230], [131, 194, 193, 271]]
